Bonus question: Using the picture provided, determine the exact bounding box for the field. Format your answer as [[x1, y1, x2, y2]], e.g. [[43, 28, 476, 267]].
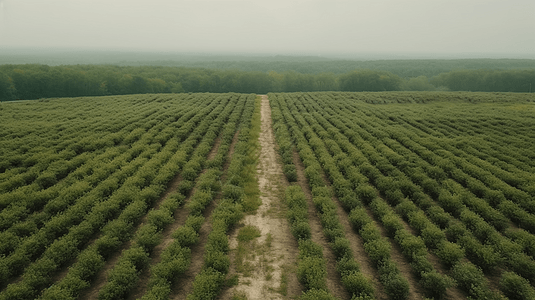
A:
[[1, 91, 535, 300]]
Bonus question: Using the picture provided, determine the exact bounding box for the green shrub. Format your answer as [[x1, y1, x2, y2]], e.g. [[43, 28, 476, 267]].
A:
[[421, 225, 445, 249], [147, 209, 174, 231], [135, 224, 162, 252], [300, 288, 337, 300], [206, 229, 230, 253], [355, 185, 376, 204], [341, 272, 375, 299], [382, 213, 403, 237], [435, 241, 464, 268], [141, 282, 172, 300], [204, 250, 230, 273], [94, 235, 121, 259], [348, 208, 371, 231], [186, 191, 213, 216], [359, 222, 381, 243], [336, 255, 360, 277], [331, 237, 351, 259], [383, 274, 409, 300], [185, 215, 205, 232], [172, 226, 199, 247], [187, 268, 225, 300], [299, 239, 324, 259], [499, 271, 535, 300], [396, 232, 427, 258], [97, 261, 138, 300], [364, 239, 391, 264], [292, 221, 311, 240], [410, 254, 433, 274], [451, 262, 486, 294], [283, 164, 297, 182], [297, 256, 328, 291], [420, 271, 454, 299], [177, 180, 195, 195], [222, 184, 244, 201], [181, 167, 198, 181]]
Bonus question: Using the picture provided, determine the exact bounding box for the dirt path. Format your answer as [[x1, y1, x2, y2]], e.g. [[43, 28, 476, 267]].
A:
[[219, 95, 301, 300]]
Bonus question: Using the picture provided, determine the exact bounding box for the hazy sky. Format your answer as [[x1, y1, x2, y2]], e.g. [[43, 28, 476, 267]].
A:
[[0, 0, 533, 56]]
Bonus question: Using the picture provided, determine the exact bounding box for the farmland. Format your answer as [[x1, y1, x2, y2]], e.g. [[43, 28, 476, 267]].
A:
[[1, 91, 535, 300]]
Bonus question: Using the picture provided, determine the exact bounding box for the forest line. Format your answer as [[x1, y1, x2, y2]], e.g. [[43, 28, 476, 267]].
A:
[[0, 64, 534, 101]]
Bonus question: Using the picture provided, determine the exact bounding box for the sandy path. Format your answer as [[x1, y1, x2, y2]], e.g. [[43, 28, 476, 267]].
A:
[[219, 95, 301, 299]]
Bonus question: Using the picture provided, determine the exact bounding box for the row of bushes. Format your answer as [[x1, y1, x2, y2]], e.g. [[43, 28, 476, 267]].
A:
[[0, 95, 243, 299], [186, 94, 257, 300], [362, 117, 535, 281], [140, 95, 251, 299], [285, 186, 335, 299], [95, 96, 240, 300], [307, 93, 535, 298], [274, 93, 410, 299], [278, 100, 379, 299], [0, 96, 221, 282], [287, 93, 498, 298], [0, 94, 213, 258]]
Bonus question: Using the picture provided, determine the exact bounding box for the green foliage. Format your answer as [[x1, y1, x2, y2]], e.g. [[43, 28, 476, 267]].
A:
[[435, 241, 465, 268], [300, 289, 338, 300], [172, 226, 199, 247], [499, 271, 535, 300], [237, 225, 261, 242], [297, 256, 328, 291], [187, 268, 225, 300], [420, 271, 455, 299], [341, 272, 375, 299]]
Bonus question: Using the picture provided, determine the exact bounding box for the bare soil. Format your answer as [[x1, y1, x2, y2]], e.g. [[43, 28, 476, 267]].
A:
[[219, 95, 302, 300]]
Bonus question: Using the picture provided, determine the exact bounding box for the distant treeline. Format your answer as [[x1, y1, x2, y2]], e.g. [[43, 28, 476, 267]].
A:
[[0, 64, 534, 101]]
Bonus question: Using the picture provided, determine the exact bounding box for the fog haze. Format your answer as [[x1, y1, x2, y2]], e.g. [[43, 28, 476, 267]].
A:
[[0, 0, 533, 57]]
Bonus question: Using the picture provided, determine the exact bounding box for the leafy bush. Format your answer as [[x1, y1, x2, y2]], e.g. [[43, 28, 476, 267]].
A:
[[348, 208, 371, 231], [172, 226, 199, 247], [336, 255, 360, 277], [420, 271, 454, 299], [147, 209, 174, 231], [222, 184, 244, 201], [298, 239, 324, 259], [331, 237, 351, 259], [355, 185, 376, 204], [383, 274, 409, 300], [291, 221, 312, 240], [499, 271, 535, 300], [451, 262, 486, 294], [204, 250, 230, 273], [135, 224, 162, 252], [186, 268, 225, 300], [341, 271, 375, 299], [435, 241, 464, 268], [364, 239, 391, 264], [297, 256, 328, 291], [283, 164, 297, 182], [300, 289, 337, 300]]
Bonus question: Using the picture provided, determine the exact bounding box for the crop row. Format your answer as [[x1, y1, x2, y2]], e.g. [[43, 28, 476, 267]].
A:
[[0, 93, 255, 299], [270, 92, 535, 299], [186, 95, 258, 300]]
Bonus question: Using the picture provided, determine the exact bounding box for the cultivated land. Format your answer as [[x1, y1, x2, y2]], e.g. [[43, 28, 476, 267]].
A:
[[0, 91, 535, 300]]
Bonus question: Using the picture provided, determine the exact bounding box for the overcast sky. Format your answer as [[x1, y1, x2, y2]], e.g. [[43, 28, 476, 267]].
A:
[[0, 0, 533, 56]]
